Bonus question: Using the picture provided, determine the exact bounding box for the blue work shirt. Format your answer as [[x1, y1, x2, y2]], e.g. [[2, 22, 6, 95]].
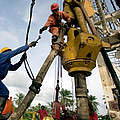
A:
[[0, 45, 29, 80]]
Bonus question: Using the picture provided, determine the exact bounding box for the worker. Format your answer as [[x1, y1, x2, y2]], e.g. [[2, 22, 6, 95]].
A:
[[52, 101, 60, 120], [39, 3, 71, 42], [2, 96, 14, 118], [73, 108, 78, 120], [89, 111, 98, 120], [37, 105, 48, 120], [62, 104, 65, 113], [0, 41, 37, 119], [88, 100, 98, 120]]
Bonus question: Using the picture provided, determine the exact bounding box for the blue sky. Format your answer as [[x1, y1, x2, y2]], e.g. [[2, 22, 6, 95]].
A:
[[1, 0, 118, 115]]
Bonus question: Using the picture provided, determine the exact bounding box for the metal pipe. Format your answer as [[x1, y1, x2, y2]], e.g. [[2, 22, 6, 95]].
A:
[[74, 72, 89, 120], [73, 7, 89, 33]]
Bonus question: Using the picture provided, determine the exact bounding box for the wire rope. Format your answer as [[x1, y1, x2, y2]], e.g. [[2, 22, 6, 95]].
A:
[[24, 0, 36, 80]]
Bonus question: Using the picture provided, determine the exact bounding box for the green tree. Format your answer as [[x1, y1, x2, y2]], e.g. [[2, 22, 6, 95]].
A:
[[13, 92, 24, 107], [24, 103, 41, 120], [88, 95, 99, 113], [98, 114, 110, 120], [47, 102, 53, 115], [59, 88, 74, 109], [28, 103, 41, 112], [13, 92, 33, 120]]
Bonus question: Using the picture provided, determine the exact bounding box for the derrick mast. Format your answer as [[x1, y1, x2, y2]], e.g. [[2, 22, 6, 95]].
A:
[[91, 0, 120, 119]]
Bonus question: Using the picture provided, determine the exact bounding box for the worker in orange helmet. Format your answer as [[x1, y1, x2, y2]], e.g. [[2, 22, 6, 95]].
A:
[[39, 3, 71, 42]]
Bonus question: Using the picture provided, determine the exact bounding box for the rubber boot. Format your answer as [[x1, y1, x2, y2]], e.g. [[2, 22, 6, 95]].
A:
[[0, 97, 10, 120]]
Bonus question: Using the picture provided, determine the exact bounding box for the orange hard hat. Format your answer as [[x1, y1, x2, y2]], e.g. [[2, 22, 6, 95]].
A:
[[0, 47, 11, 53], [51, 3, 59, 11]]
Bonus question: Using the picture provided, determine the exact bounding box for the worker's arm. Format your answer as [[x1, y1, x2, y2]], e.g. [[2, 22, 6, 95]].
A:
[[4, 45, 29, 60], [3, 41, 37, 60], [46, 110, 48, 116], [39, 26, 48, 34], [9, 53, 27, 71], [39, 15, 53, 34]]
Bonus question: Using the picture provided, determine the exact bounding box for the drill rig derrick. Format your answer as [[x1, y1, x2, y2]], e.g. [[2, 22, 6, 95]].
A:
[[92, 1, 120, 118]]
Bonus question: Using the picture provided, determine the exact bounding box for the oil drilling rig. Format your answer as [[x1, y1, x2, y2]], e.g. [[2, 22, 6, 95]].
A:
[[8, 0, 120, 120]]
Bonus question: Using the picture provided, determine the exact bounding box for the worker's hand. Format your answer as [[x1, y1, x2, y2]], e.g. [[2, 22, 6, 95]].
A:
[[39, 26, 47, 34], [39, 29, 43, 34], [20, 53, 27, 63], [29, 41, 38, 47]]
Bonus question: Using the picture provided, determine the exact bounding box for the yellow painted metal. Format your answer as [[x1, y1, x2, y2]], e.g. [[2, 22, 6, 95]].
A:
[[62, 28, 102, 76], [102, 41, 110, 48], [43, 116, 54, 120], [84, 0, 95, 17], [19, 112, 53, 120], [63, 0, 89, 33], [63, 0, 94, 19], [32, 112, 36, 120], [19, 112, 37, 120], [73, 7, 89, 33], [20, 116, 23, 120], [63, 0, 75, 19]]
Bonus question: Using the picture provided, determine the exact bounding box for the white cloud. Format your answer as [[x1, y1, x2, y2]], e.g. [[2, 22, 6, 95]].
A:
[[3, 71, 31, 90], [87, 65, 107, 115], [0, 30, 20, 49], [20, 0, 52, 24]]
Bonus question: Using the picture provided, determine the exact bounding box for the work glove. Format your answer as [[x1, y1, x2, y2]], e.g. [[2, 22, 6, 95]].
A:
[[39, 26, 47, 34], [29, 41, 38, 47], [20, 53, 27, 63], [39, 28, 43, 34]]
